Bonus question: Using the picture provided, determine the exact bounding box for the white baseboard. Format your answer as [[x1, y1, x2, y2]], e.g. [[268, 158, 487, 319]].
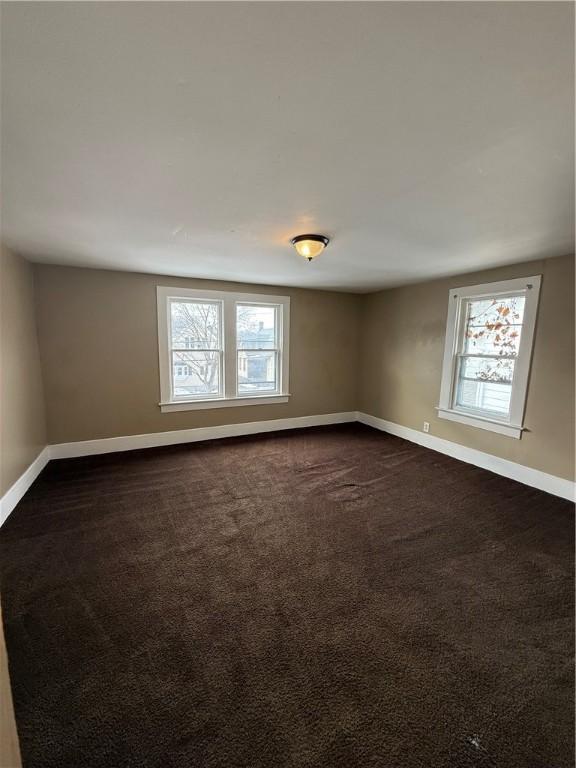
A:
[[356, 411, 575, 502], [49, 412, 357, 460], [0, 447, 51, 526], [2, 410, 572, 529], [0, 413, 356, 527]]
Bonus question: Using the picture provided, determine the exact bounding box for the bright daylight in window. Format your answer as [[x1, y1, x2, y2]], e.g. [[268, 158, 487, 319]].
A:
[[170, 300, 222, 398], [157, 287, 290, 412], [438, 276, 541, 438], [455, 294, 525, 417], [236, 304, 279, 394]]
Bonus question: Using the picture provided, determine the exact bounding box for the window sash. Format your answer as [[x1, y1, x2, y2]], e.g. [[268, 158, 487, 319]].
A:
[[438, 276, 541, 435], [170, 349, 224, 400], [452, 300, 522, 418], [236, 349, 279, 395], [236, 303, 280, 346], [235, 302, 281, 395], [453, 349, 516, 420], [168, 298, 224, 401], [453, 373, 513, 419], [168, 298, 223, 349]]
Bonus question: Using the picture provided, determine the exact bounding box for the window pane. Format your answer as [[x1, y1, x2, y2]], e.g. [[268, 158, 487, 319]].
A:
[[464, 295, 525, 357], [172, 351, 220, 397], [236, 305, 276, 349], [467, 295, 525, 326], [455, 355, 515, 417], [237, 350, 277, 393], [456, 378, 512, 416], [171, 301, 220, 349]]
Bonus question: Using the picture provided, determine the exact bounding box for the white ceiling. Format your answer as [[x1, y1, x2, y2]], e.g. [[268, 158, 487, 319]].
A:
[[1, 2, 574, 292]]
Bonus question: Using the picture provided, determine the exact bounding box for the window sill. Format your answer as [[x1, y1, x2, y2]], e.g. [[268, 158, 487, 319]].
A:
[[436, 407, 523, 439], [160, 394, 290, 413]]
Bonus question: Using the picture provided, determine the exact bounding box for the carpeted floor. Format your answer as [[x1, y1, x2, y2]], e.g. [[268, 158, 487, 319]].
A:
[[1, 424, 574, 768]]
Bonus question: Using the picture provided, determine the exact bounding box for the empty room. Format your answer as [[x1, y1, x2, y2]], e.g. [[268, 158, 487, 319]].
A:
[[0, 2, 574, 766]]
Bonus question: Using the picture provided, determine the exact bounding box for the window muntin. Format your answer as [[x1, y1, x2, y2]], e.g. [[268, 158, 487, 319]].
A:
[[236, 304, 279, 394], [438, 276, 541, 438]]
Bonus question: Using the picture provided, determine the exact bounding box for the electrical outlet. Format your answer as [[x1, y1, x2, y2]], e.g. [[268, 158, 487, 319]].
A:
[[423, 422, 430, 433]]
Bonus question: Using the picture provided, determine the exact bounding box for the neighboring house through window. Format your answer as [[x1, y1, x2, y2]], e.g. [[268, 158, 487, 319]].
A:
[[437, 275, 541, 438], [157, 287, 290, 412], [237, 306, 278, 394]]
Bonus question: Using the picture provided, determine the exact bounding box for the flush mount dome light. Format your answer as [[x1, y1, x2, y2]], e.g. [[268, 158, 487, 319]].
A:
[[291, 234, 329, 262]]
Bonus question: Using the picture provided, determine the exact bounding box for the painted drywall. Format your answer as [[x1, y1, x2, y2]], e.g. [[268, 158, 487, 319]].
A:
[[0, 246, 47, 495], [359, 254, 575, 481], [0, 601, 21, 768], [34, 266, 361, 443]]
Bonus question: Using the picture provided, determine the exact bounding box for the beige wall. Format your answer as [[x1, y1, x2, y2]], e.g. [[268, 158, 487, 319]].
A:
[[0, 602, 21, 768], [359, 254, 575, 481], [0, 246, 47, 495], [12, 255, 575, 482], [35, 265, 361, 443]]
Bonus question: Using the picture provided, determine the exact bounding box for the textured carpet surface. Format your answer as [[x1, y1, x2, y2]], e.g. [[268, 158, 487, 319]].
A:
[[1, 424, 574, 768]]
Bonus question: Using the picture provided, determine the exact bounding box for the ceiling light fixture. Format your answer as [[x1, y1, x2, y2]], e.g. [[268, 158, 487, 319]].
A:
[[291, 234, 330, 262]]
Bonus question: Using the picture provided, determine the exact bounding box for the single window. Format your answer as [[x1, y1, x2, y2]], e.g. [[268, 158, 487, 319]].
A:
[[438, 276, 541, 438], [157, 287, 290, 412]]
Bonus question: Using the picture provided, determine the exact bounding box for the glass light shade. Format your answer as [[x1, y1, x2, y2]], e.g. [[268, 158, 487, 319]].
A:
[[291, 235, 329, 261]]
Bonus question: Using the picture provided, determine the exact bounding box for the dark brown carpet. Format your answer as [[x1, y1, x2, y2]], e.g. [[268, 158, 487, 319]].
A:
[[1, 424, 574, 768]]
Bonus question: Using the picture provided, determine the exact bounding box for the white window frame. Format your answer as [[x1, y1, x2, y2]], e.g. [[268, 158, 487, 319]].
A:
[[437, 275, 541, 439], [157, 286, 290, 412]]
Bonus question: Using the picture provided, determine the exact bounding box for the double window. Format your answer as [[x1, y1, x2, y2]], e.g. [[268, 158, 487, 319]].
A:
[[438, 276, 541, 438], [157, 287, 290, 411]]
